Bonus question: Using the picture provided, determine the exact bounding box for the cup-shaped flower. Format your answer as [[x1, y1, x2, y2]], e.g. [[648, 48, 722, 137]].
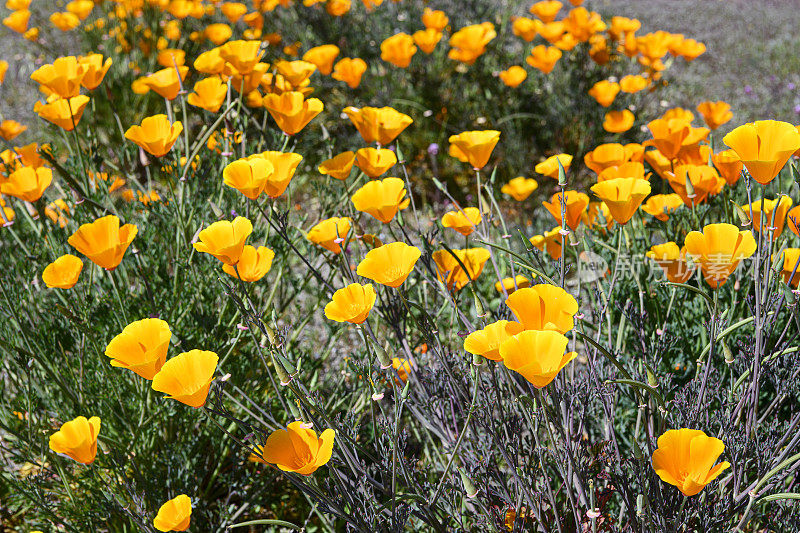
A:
[[499, 330, 576, 388], [306, 217, 351, 254], [776, 249, 800, 287], [355, 147, 397, 178], [448, 22, 496, 65], [42, 254, 83, 289], [448, 130, 501, 170], [512, 17, 542, 42], [641, 193, 683, 221], [584, 143, 627, 174], [588, 80, 619, 107], [51, 11, 80, 31], [590, 177, 650, 225], [105, 318, 171, 379], [696, 101, 732, 130], [324, 283, 377, 324], [432, 248, 491, 291], [788, 206, 800, 237], [543, 190, 589, 230], [0, 119, 25, 141], [332, 58, 367, 89], [48, 416, 101, 464], [193, 216, 253, 265], [221, 245, 275, 282], [464, 320, 524, 361], [223, 157, 275, 200], [34, 94, 90, 131], [526, 45, 562, 73], [274, 60, 317, 87], [619, 74, 647, 93], [646, 242, 694, 283], [303, 44, 340, 75], [530, 226, 562, 260], [647, 118, 691, 160], [495, 275, 532, 294], [30, 56, 85, 98], [742, 196, 793, 237], [535, 153, 572, 179], [318, 151, 355, 180], [505, 284, 578, 333], [142, 66, 188, 100], [3, 9, 30, 34], [711, 150, 743, 186], [603, 110, 635, 133], [441, 207, 481, 236], [723, 120, 800, 185], [356, 241, 421, 288], [78, 53, 112, 90], [667, 164, 725, 206], [499, 65, 527, 88], [205, 22, 233, 45], [343, 106, 413, 146], [1, 165, 52, 202], [422, 8, 448, 31], [260, 421, 335, 475], [187, 77, 227, 112], [530, 0, 562, 23], [249, 151, 303, 198], [684, 223, 757, 288], [151, 350, 218, 408], [153, 494, 192, 532], [413, 28, 443, 54], [652, 428, 730, 497], [351, 177, 410, 224], [501, 176, 538, 201], [68, 215, 137, 270], [219, 39, 264, 74], [263, 91, 323, 136], [124, 114, 183, 157], [381, 33, 417, 68], [597, 161, 648, 182]]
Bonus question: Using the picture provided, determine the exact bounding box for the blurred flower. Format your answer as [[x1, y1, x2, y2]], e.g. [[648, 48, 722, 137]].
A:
[[187, 77, 227, 112], [157, 49, 186, 68], [590, 177, 650, 225], [351, 177, 410, 223], [306, 217, 352, 254], [530, 226, 563, 260], [499, 65, 527, 88], [588, 80, 619, 107], [34, 95, 90, 131], [357, 241, 421, 287], [42, 254, 83, 289], [495, 275, 532, 294], [667, 164, 724, 206], [205, 23, 233, 45], [143, 66, 188, 100], [529, 0, 562, 22], [646, 242, 694, 283], [259, 421, 335, 475], [742, 196, 793, 237], [223, 157, 275, 200], [303, 45, 340, 75], [448, 130, 500, 170], [652, 429, 729, 497], [78, 53, 112, 90], [464, 320, 524, 361], [641, 193, 683, 221], [506, 284, 578, 333], [543, 190, 589, 230], [512, 17, 542, 42], [619, 74, 647, 93], [68, 215, 137, 270], [422, 8, 448, 31], [221, 1, 248, 22], [499, 330, 576, 388], [723, 120, 800, 185], [324, 282, 377, 323], [153, 494, 192, 532], [194, 49, 226, 75], [263, 91, 323, 135], [1, 165, 52, 202], [776, 249, 800, 287], [193, 217, 253, 265], [441, 206, 482, 236], [711, 150, 743, 186], [526, 44, 561, 73], [584, 143, 628, 174], [124, 114, 183, 157], [274, 60, 317, 87], [431, 248, 491, 290], [535, 153, 572, 179], [222, 245, 275, 282], [501, 176, 538, 201], [105, 318, 171, 379], [318, 151, 355, 180], [48, 416, 100, 465], [344, 106, 412, 146], [684, 223, 756, 288], [647, 117, 691, 160], [251, 151, 303, 198], [332, 58, 367, 88], [50, 12, 80, 31], [381, 33, 417, 68], [151, 350, 218, 408], [3, 9, 30, 33], [696, 101, 732, 130], [413, 28, 442, 54], [448, 23, 496, 65], [597, 161, 648, 182], [603, 110, 635, 133], [355, 147, 397, 178]]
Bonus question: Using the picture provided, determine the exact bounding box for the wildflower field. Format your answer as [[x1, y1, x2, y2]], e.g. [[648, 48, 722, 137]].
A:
[[3, 0, 800, 531]]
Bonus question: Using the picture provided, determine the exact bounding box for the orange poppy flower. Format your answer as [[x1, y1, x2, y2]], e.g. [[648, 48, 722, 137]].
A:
[[142, 66, 188, 100], [512, 17, 542, 42], [603, 110, 635, 133], [499, 330, 576, 388], [506, 284, 578, 333], [78, 53, 112, 90], [590, 177, 651, 225], [529, 0, 562, 22], [381, 33, 417, 68], [356, 241, 421, 287], [302, 45, 340, 75], [448, 23, 496, 65], [684, 223, 756, 288], [742, 196, 793, 237], [151, 349, 218, 408], [526, 44, 561, 73], [153, 494, 192, 532], [723, 120, 800, 185], [221, 246, 275, 282], [49, 416, 101, 464], [193, 217, 252, 265], [641, 193, 683, 221], [652, 429, 729, 497], [259, 421, 335, 475], [1, 165, 52, 202], [351, 177, 410, 223], [344, 106, 412, 146], [124, 114, 183, 157], [667, 164, 724, 206], [646, 242, 695, 283], [355, 147, 397, 178], [543, 190, 589, 230], [42, 254, 83, 289], [187, 77, 227, 113], [413, 28, 443, 54], [464, 320, 524, 361], [530, 226, 563, 260], [495, 275, 532, 295], [535, 153, 572, 179], [431, 248, 491, 291], [441, 207, 482, 236], [68, 215, 137, 270], [263, 91, 323, 135], [499, 65, 527, 88], [588, 80, 619, 107], [422, 8, 448, 31], [711, 150, 743, 186], [34, 94, 90, 131], [30, 56, 84, 98], [501, 176, 538, 201], [584, 143, 627, 174], [448, 130, 500, 170], [318, 151, 356, 180], [222, 157, 275, 200], [696, 101, 732, 130], [105, 318, 171, 379], [306, 217, 352, 254], [324, 282, 377, 324], [647, 117, 691, 160], [332, 57, 367, 89]]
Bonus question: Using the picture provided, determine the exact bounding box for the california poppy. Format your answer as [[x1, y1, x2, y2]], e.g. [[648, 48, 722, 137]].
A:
[[222, 246, 275, 282], [652, 429, 730, 497], [153, 494, 192, 532], [42, 254, 83, 289], [501, 176, 538, 200], [431, 248, 491, 290], [34, 94, 90, 131], [463, 320, 524, 361], [535, 153, 572, 179], [263, 91, 323, 135], [356, 241, 421, 287], [448, 130, 500, 170], [355, 147, 397, 178], [332, 58, 367, 89], [30, 56, 84, 98], [530, 226, 563, 260], [723, 120, 800, 185], [351, 177, 410, 223], [499, 330, 576, 388], [683, 223, 756, 288], [306, 217, 352, 254], [302, 45, 340, 75], [506, 284, 578, 333], [647, 117, 691, 160], [105, 318, 171, 379], [68, 215, 137, 270], [193, 216, 253, 265], [495, 275, 532, 295], [646, 242, 695, 283], [381, 33, 417, 68], [526, 44, 561, 73], [603, 110, 635, 133], [543, 191, 589, 230], [187, 77, 227, 113], [711, 150, 743, 186], [143, 66, 189, 100], [223, 157, 275, 200], [413, 28, 443, 55], [1, 165, 52, 202], [318, 151, 355, 180], [590, 177, 651, 225], [259, 421, 335, 475], [151, 349, 218, 408], [49, 415, 101, 464], [696, 101, 732, 130], [124, 114, 183, 157], [344, 106, 412, 146], [324, 283, 377, 324], [422, 8, 448, 31], [588, 80, 619, 107], [448, 23, 496, 65], [77, 53, 112, 90], [441, 207, 482, 236], [250, 151, 303, 198], [641, 193, 683, 221], [742, 196, 793, 237]]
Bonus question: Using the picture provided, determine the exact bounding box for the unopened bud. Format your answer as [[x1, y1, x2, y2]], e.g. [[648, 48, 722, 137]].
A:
[[459, 468, 479, 498]]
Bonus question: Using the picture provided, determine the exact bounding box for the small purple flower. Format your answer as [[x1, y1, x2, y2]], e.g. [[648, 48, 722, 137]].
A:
[[744, 85, 753, 94], [788, 82, 796, 90], [794, 104, 800, 115], [427, 143, 439, 155], [231, 209, 237, 217]]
